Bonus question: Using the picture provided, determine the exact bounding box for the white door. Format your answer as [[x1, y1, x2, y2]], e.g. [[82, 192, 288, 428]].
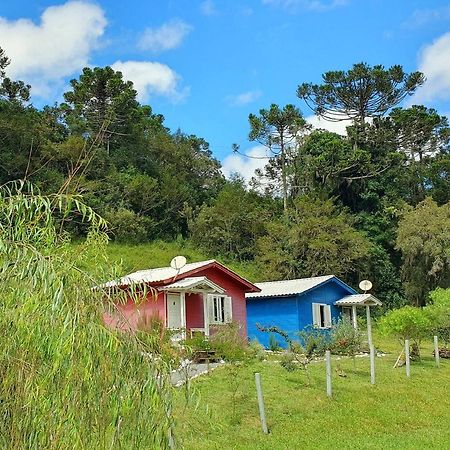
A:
[[167, 293, 182, 329]]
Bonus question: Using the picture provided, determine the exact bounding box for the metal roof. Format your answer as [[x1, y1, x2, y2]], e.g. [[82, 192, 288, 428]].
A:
[[246, 275, 335, 299], [334, 294, 382, 306], [99, 260, 216, 288], [98, 259, 259, 292], [158, 276, 225, 293]]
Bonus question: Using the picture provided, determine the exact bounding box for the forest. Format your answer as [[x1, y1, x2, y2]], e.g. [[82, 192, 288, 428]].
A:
[[1, 46, 449, 309]]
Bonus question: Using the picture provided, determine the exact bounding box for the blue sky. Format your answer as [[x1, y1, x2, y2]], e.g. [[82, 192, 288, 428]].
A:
[[1, 0, 450, 179]]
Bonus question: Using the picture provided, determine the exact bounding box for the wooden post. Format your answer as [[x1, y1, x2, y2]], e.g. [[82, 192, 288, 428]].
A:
[[370, 345, 375, 385], [255, 373, 268, 434], [434, 335, 440, 368], [405, 339, 411, 378], [325, 350, 332, 398], [366, 305, 373, 348], [352, 305, 358, 329]]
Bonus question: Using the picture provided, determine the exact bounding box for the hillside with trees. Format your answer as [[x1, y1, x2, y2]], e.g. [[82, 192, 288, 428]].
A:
[[1, 47, 449, 307]]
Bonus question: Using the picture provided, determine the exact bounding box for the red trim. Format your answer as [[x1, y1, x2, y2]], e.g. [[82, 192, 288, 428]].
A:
[[159, 261, 261, 293]]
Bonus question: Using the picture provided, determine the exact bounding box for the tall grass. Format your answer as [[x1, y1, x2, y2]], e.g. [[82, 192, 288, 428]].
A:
[[0, 182, 173, 449]]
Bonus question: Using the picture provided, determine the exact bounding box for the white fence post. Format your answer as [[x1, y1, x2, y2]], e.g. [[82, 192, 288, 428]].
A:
[[405, 339, 411, 378], [370, 345, 376, 385], [434, 335, 440, 368], [255, 373, 268, 434], [325, 350, 332, 398]]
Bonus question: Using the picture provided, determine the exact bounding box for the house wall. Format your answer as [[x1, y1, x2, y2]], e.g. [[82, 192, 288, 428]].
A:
[[103, 290, 166, 331], [247, 279, 355, 348], [196, 266, 249, 338]]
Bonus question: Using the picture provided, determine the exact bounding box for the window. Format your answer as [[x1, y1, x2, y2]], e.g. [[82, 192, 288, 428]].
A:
[[312, 303, 332, 329], [208, 295, 232, 324]]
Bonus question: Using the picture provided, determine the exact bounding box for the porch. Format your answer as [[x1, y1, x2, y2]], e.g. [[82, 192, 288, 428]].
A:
[[160, 276, 232, 339]]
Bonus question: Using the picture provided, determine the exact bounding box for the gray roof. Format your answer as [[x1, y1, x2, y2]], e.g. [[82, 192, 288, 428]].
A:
[[334, 294, 382, 306], [246, 275, 335, 299]]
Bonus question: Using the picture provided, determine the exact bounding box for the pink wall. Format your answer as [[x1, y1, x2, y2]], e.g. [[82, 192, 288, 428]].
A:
[[198, 266, 248, 338], [185, 293, 204, 329], [103, 290, 166, 331]]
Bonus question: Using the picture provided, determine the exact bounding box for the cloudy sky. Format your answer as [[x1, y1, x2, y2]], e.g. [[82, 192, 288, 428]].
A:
[[1, 0, 450, 181]]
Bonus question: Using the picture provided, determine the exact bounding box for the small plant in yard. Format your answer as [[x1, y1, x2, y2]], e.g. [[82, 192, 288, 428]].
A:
[[330, 318, 364, 368], [208, 322, 253, 425], [269, 332, 282, 351], [379, 305, 431, 360], [257, 324, 328, 385], [249, 339, 266, 361]]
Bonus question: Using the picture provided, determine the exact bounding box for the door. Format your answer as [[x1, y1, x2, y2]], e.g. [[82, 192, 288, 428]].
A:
[[167, 293, 183, 329]]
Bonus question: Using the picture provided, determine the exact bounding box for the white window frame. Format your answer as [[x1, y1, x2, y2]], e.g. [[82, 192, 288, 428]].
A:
[[208, 294, 232, 324], [312, 302, 332, 329]]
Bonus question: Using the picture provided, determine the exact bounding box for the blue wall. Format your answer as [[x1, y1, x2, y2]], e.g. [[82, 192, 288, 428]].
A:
[[246, 278, 356, 348]]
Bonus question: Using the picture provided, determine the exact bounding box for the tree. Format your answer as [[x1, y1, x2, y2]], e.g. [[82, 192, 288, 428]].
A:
[[62, 66, 141, 146], [0, 47, 30, 103], [396, 198, 450, 306], [248, 104, 308, 211], [188, 176, 275, 260], [297, 63, 425, 125], [425, 288, 450, 348], [256, 196, 370, 280]]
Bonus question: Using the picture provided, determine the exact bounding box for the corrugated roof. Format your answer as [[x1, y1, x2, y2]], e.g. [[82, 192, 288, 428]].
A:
[[100, 260, 216, 288], [246, 275, 335, 299], [159, 276, 225, 293], [334, 294, 382, 306]]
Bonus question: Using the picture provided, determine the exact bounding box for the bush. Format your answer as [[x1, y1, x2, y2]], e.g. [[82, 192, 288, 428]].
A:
[[105, 207, 153, 243], [379, 305, 431, 356], [330, 318, 364, 356], [424, 288, 450, 347]]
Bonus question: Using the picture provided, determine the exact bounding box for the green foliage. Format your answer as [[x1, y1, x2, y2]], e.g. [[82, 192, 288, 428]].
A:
[[379, 306, 431, 350], [298, 62, 424, 123], [104, 207, 153, 243], [268, 333, 282, 352], [330, 318, 364, 357], [396, 198, 450, 305], [0, 181, 173, 448], [257, 196, 370, 280], [424, 288, 450, 346], [189, 177, 274, 260]]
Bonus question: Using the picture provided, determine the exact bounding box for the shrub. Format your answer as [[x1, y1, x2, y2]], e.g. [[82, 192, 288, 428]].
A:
[[424, 288, 450, 347], [104, 207, 153, 243], [330, 318, 364, 356], [379, 305, 431, 357]]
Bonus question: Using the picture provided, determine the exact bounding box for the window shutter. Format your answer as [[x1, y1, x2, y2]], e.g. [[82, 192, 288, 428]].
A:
[[224, 296, 233, 323], [207, 294, 215, 324], [312, 303, 320, 327], [324, 305, 332, 328]]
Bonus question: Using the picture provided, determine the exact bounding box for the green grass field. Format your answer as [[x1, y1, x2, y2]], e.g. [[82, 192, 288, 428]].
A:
[[103, 240, 261, 281], [101, 241, 450, 449], [173, 336, 450, 450]]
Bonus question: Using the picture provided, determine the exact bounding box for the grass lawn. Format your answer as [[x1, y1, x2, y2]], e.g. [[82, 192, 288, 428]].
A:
[[173, 336, 450, 450], [103, 240, 261, 281]]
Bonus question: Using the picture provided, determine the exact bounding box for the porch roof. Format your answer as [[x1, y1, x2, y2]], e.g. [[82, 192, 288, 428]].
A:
[[334, 294, 382, 307], [158, 276, 225, 294]]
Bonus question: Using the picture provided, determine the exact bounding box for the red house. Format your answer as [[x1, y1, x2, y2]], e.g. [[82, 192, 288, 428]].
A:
[[101, 260, 260, 339]]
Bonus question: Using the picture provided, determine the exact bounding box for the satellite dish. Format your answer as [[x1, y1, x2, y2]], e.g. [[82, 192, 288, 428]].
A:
[[359, 280, 373, 292], [170, 256, 187, 271]]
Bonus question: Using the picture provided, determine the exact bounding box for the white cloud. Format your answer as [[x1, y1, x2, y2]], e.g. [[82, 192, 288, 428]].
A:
[[306, 115, 351, 135], [138, 19, 192, 53], [200, 0, 218, 16], [403, 6, 450, 29], [221, 146, 269, 184], [226, 90, 262, 107], [412, 32, 450, 104], [111, 60, 187, 103], [0, 1, 106, 97], [262, 0, 348, 13]]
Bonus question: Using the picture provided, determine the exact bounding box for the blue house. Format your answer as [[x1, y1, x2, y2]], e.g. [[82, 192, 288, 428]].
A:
[[245, 275, 381, 348]]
